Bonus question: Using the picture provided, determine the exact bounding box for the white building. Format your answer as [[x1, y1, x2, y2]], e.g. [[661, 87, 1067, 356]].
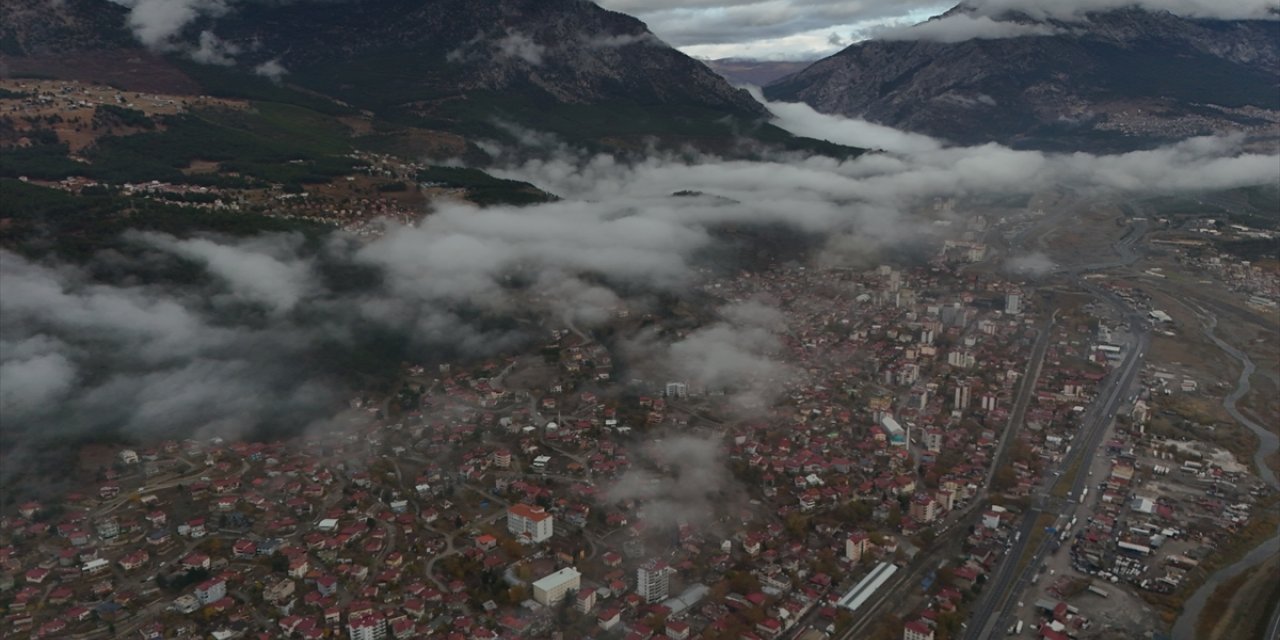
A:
[[96, 518, 120, 540], [508, 504, 554, 543], [923, 429, 944, 453], [173, 595, 200, 614], [637, 560, 673, 603], [879, 415, 907, 446], [904, 619, 935, 640], [531, 455, 552, 473], [947, 351, 976, 369], [82, 558, 111, 575], [980, 394, 997, 412], [195, 578, 226, 605], [1005, 293, 1022, 315], [532, 567, 581, 606], [347, 614, 386, 640]]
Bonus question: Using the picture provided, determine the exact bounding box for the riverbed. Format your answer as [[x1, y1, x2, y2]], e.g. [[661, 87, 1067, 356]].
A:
[[1171, 313, 1280, 640]]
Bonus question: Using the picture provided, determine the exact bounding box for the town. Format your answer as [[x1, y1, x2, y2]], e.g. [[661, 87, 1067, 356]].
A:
[[3, 193, 1273, 640]]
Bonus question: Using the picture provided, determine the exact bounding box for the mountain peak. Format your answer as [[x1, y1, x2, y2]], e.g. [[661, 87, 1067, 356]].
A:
[[765, 6, 1280, 151], [1, 0, 770, 146]]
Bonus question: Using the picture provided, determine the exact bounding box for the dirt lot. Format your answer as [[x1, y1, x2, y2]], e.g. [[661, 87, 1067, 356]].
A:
[[1039, 205, 1133, 265], [1124, 269, 1279, 476]]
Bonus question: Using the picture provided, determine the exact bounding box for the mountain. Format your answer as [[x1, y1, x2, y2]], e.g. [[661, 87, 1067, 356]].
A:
[[1, 0, 782, 148], [704, 59, 815, 87], [0, 0, 869, 262], [764, 6, 1280, 151]]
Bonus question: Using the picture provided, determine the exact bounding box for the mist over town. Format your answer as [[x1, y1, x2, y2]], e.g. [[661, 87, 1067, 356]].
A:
[[0, 1, 1277, 640]]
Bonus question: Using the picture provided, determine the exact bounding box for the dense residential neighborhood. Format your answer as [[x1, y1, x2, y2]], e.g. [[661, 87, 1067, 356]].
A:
[[2, 201, 1268, 640]]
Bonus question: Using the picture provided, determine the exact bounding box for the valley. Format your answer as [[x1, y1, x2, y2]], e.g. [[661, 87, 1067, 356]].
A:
[[0, 2, 1276, 640]]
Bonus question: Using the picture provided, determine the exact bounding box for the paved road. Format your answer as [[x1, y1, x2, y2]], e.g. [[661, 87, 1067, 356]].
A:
[[968, 294, 1148, 639], [966, 215, 1152, 639], [972, 284, 1149, 639], [835, 312, 1058, 640], [423, 484, 513, 591]]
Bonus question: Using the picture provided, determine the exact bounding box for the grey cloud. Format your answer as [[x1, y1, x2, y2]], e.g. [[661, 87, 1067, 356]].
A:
[[583, 32, 663, 48], [188, 30, 240, 65], [253, 58, 288, 82], [0, 339, 77, 419], [605, 0, 1275, 51], [5, 91, 1277, 487], [134, 231, 314, 314], [603, 433, 739, 530], [110, 0, 247, 65], [446, 30, 547, 66], [114, 0, 232, 49], [668, 322, 786, 388], [0, 249, 347, 473], [533, 273, 625, 329], [357, 202, 708, 298], [620, 300, 795, 413], [493, 30, 545, 65], [873, 14, 1065, 42], [1005, 251, 1056, 276], [595, 0, 948, 47], [720, 299, 787, 331], [753, 96, 1280, 196], [0, 250, 238, 364], [753, 88, 943, 154]]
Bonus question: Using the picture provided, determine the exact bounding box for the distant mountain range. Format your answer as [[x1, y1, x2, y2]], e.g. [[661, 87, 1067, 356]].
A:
[[3, 0, 1278, 154], [0, 0, 792, 150], [765, 5, 1280, 150], [703, 59, 814, 87]]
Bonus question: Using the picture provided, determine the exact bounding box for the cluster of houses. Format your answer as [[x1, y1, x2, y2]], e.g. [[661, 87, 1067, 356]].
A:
[[2, 249, 1183, 640]]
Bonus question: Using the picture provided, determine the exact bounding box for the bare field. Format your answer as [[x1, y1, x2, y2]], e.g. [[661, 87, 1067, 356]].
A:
[[1, 78, 248, 152], [1140, 285, 1238, 381], [1239, 373, 1280, 439], [1040, 206, 1130, 263]]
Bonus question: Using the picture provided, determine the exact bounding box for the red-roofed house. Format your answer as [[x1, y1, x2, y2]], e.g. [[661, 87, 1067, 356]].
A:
[[598, 608, 621, 630], [846, 532, 870, 562], [904, 619, 934, 640], [666, 619, 690, 640], [507, 504, 553, 543]]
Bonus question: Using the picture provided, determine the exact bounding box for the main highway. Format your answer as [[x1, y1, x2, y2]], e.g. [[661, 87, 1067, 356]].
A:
[[832, 308, 1059, 640], [965, 278, 1150, 639], [964, 216, 1152, 639], [824, 209, 1156, 640]]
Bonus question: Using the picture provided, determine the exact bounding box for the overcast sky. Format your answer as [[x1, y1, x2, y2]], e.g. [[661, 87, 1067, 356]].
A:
[[595, 0, 950, 60], [594, 0, 1280, 60], [106, 0, 1280, 66]]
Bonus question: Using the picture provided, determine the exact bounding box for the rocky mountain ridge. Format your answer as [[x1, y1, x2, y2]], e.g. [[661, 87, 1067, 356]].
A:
[[1, 0, 770, 146], [765, 6, 1280, 150]]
